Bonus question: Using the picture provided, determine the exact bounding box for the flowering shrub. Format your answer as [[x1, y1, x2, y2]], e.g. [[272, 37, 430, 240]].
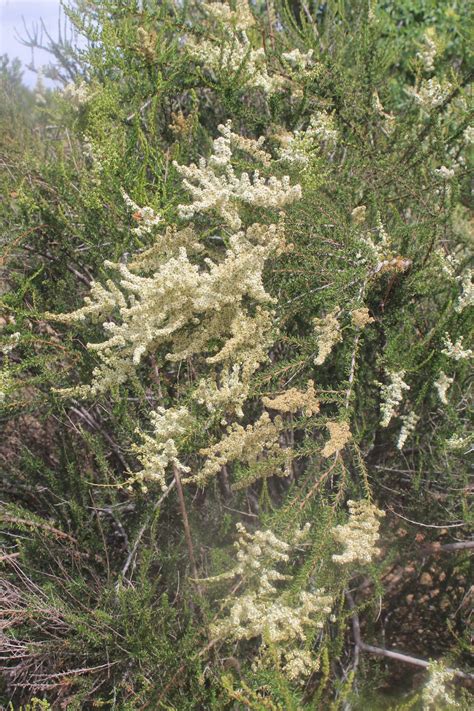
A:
[[1, 1, 472, 709]]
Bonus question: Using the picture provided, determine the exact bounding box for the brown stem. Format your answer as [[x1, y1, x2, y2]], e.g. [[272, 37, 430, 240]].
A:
[[387, 506, 468, 529], [173, 464, 202, 599], [297, 457, 339, 511], [345, 591, 474, 681], [1, 513, 78, 543], [219, 464, 232, 499], [266, 0, 276, 50]]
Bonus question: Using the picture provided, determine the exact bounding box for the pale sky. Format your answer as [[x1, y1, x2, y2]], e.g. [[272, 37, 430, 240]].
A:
[[0, 0, 72, 87]]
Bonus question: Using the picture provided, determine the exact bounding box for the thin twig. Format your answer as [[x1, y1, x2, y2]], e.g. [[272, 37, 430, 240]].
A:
[[266, 0, 276, 50], [387, 507, 468, 529], [119, 479, 176, 582], [345, 591, 474, 681], [0, 512, 78, 544], [125, 98, 153, 124], [70, 404, 128, 470], [297, 457, 340, 511], [173, 464, 202, 599]]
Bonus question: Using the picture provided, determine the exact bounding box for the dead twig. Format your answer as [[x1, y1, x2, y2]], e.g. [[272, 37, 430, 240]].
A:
[[173, 464, 202, 600], [345, 590, 474, 681], [387, 507, 468, 529]]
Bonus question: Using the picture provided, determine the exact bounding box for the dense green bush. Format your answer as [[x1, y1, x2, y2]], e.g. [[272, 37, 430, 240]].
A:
[[1, 1, 472, 709]]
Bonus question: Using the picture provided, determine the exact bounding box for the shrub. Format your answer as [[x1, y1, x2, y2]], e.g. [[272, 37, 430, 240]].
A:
[[1, 1, 472, 708]]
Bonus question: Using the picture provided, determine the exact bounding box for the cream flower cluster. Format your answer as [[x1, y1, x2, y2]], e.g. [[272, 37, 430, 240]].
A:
[[212, 587, 332, 645], [351, 307, 374, 328], [188, 412, 283, 487], [434, 165, 455, 180], [83, 137, 104, 186], [127, 407, 192, 492], [356, 217, 395, 269], [62, 80, 91, 108], [308, 111, 338, 144], [202, 1, 255, 31], [442, 334, 473, 361], [218, 119, 271, 166], [351, 205, 367, 224], [416, 30, 437, 73], [204, 524, 332, 682], [121, 190, 162, 237], [1, 331, 21, 355], [262, 380, 320, 416], [377, 370, 410, 427], [281, 48, 315, 70], [48, 219, 287, 396], [185, 4, 278, 95], [203, 523, 296, 582], [372, 91, 396, 132], [172, 306, 274, 427], [464, 126, 474, 144], [190, 308, 275, 419], [192, 364, 250, 419], [445, 433, 473, 451], [406, 78, 452, 110], [375, 217, 392, 253], [433, 248, 460, 280], [455, 269, 473, 312], [313, 308, 342, 365], [422, 661, 458, 710], [174, 123, 301, 229], [397, 411, 419, 450], [49, 278, 127, 325], [203, 305, 274, 370], [278, 112, 338, 167], [280, 649, 319, 682], [49, 123, 303, 493], [129, 225, 203, 269], [332, 500, 385, 565], [321, 421, 352, 458], [434, 371, 454, 405], [0, 367, 14, 403]]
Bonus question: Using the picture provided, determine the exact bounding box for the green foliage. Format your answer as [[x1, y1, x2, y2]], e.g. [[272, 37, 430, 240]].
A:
[[8, 699, 52, 711], [1, 1, 472, 708]]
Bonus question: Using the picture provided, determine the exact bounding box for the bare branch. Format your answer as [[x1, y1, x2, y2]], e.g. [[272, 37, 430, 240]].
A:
[[345, 591, 474, 681]]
